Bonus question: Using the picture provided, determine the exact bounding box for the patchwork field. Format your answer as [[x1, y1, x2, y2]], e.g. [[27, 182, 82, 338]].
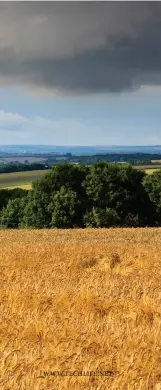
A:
[[0, 228, 161, 389], [0, 169, 50, 189]]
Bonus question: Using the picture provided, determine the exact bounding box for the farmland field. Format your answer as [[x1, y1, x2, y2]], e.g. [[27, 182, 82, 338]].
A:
[[0, 169, 50, 189], [134, 165, 161, 175], [145, 168, 161, 175], [0, 228, 161, 389], [134, 165, 161, 169]]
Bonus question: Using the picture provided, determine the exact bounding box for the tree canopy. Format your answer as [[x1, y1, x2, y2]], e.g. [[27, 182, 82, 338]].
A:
[[0, 162, 160, 228]]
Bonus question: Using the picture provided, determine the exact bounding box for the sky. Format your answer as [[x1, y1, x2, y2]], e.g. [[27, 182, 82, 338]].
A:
[[0, 1, 161, 146]]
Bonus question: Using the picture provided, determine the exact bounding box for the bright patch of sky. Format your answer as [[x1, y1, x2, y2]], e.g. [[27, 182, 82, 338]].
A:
[[0, 86, 160, 145]]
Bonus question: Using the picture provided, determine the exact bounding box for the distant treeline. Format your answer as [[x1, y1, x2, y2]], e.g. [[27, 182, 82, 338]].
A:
[[45, 152, 161, 165], [1, 153, 161, 174], [0, 162, 50, 173], [64, 152, 161, 165], [0, 162, 161, 229]]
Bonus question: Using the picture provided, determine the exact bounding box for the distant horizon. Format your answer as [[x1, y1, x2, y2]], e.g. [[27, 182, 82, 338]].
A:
[[1, 144, 161, 147]]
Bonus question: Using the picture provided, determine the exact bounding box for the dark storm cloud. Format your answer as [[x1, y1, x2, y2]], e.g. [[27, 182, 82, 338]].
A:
[[0, 2, 161, 94]]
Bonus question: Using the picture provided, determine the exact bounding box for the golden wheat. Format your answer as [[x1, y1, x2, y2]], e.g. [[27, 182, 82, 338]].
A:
[[0, 228, 161, 390]]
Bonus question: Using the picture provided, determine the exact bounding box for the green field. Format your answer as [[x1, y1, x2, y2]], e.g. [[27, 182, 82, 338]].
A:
[[0, 169, 50, 189], [145, 168, 161, 174]]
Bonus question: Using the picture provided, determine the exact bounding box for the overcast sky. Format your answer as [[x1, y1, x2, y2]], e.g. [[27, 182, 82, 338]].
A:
[[0, 1, 161, 145]]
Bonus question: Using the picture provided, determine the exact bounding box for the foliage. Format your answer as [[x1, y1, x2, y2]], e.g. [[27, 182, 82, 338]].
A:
[[0, 162, 50, 173], [0, 188, 28, 210], [84, 207, 120, 227], [49, 186, 81, 228], [0, 162, 161, 228], [143, 170, 161, 224], [0, 197, 27, 228], [83, 162, 155, 226]]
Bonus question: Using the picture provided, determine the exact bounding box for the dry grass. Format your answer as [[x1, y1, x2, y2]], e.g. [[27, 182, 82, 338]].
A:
[[0, 228, 161, 390]]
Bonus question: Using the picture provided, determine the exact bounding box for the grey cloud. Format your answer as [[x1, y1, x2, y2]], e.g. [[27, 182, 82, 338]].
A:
[[0, 2, 161, 94]]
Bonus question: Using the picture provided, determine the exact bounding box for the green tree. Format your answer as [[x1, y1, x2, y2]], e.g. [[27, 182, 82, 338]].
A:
[[0, 197, 27, 228], [20, 189, 49, 228], [84, 207, 120, 228], [83, 162, 155, 226], [48, 186, 81, 228], [0, 162, 158, 229], [24, 163, 89, 227], [142, 170, 161, 225], [0, 188, 28, 211]]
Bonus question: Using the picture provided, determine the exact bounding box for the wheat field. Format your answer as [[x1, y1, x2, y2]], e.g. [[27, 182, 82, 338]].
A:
[[0, 228, 161, 390]]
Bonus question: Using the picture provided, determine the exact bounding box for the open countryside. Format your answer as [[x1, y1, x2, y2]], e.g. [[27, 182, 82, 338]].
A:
[[0, 165, 161, 189], [1, 2, 161, 390]]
